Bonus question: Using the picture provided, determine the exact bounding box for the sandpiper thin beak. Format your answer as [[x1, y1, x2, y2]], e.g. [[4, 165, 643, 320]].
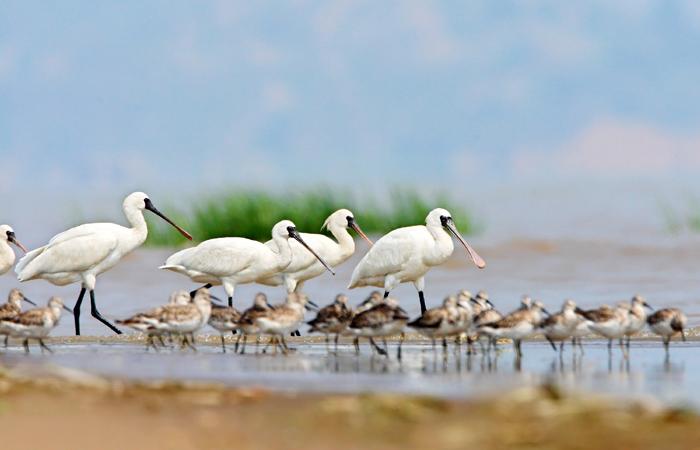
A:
[[541, 307, 551, 316], [575, 307, 586, 315], [7, 232, 28, 253], [643, 302, 654, 310], [144, 199, 193, 241], [348, 217, 373, 246], [62, 304, 74, 314], [21, 295, 37, 306], [289, 228, 335, 276], [444, 218, 486, 269]]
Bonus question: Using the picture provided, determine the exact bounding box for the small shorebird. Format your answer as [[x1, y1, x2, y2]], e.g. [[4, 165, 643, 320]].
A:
[[0, 289, 37, 347], [307, 294, 353, 352], [154, 288, 213, 350], [161, 220, 334, 306], [116, 305, 168, 350], [471, 295, 503, 351], [478, 300, 549, 358], [647, 308, 688, 354], [0, 225, 28, 276], [1, 296, 65, 353], [16, 192, 192, 335], [408, 295, 461, 352], [346, 297, 409, 358], [259, 209, 372, 293], [236, 293, 273, 354], [255, 293, 315, 355], [349, 208, 485, 314], [623, 295, 653, 347], [580, 304, 629, 356], [208, 304, 241, 353], [540, 299, 581, 354]]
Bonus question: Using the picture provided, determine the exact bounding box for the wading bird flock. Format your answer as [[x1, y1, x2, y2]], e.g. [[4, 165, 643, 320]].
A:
[[0, 191, 691, 355]]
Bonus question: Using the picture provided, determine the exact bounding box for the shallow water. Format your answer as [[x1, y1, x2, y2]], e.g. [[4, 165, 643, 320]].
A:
[[1, 339, 696, 408]]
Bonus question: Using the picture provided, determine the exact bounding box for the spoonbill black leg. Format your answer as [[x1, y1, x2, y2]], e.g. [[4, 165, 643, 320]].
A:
[[418, 291, 427, 315], [90, 290, 122, 334], [73, 287, 87, 335]]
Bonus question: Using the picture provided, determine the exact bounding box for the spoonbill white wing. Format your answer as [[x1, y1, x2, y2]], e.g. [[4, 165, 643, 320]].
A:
[[160, 238, 260, 279], [16, 226, 120, 282], [348, 226, 422, 289]]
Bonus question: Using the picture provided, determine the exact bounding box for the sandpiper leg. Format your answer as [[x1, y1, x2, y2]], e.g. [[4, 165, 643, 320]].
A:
[[334, 334, 340, 353], [369, 338, 387, 356], [3, 335, 7, 348], [90, 290, 122, 335], [240, 335, 247, 354], [39, 339, 53, 354], [73, 287, 87, 336], [235, 333, 242, 353], [546, 337, 557, 352], [397, 332, 404, 360], [626, 335, 631, 349], [559, 341, 564, 354], [220, 334, 226, 353], [354, 337, 360, 355], [23, 339, 29, 354], [681, 329, 687, 342]]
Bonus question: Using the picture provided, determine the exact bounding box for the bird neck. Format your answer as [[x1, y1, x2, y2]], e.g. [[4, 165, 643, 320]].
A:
[[0, 240, 14, 270], [124, 205, 148, 244], [273, 235, 294, 269], [327, 223, 354, 257], [50, 306, 62, 320], [425, 224, 454, 265]]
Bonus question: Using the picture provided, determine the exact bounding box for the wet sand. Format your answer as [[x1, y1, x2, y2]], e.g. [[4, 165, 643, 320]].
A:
[[0, 363, 698, 450]]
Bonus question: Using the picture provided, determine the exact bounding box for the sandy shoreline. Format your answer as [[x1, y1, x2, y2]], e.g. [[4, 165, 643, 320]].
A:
[[0, 363, 698, 450]]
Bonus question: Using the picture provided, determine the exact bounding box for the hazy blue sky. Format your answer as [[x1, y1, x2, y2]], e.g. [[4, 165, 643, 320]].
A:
[[2, 1, 700, 197]]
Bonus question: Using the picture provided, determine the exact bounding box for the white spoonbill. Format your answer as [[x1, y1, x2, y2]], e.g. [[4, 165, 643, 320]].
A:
[[160, 220, 335, 306], [0, 225, 28, 275], [15, 192, 192, 335], [348, 208, 485, 314], [258, 209, 372, 293]]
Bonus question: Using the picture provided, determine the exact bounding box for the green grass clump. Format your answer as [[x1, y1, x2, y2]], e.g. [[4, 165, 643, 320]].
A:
[[145, 188, 479, 247]]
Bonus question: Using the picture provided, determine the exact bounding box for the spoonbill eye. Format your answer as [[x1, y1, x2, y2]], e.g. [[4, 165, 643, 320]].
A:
[[440, 215, 448, 226]]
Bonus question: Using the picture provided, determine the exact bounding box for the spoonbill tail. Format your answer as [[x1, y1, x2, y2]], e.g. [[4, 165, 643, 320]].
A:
[[348, 208, 485, 314], [15, 192, 192, 335], [160, 220, 335, 306], [258, 209, 372, 293], [0, 225, 28, 276]]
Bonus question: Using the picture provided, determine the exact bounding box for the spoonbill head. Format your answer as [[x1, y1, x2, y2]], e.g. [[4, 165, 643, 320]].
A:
[[0, 225, 28, 276], [15, 191, 192, 336], [161, 219, 335, 307], [348, 208, 485, 314], [259, 208, 372, 293]]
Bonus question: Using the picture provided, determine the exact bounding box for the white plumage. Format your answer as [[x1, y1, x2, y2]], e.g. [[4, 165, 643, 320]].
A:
[[0, 225, 27, 276], [258, 209, 372, 293], [15, 192, 192, 335], [348, 208, 485, 313], [160, 220, 334, 305]]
